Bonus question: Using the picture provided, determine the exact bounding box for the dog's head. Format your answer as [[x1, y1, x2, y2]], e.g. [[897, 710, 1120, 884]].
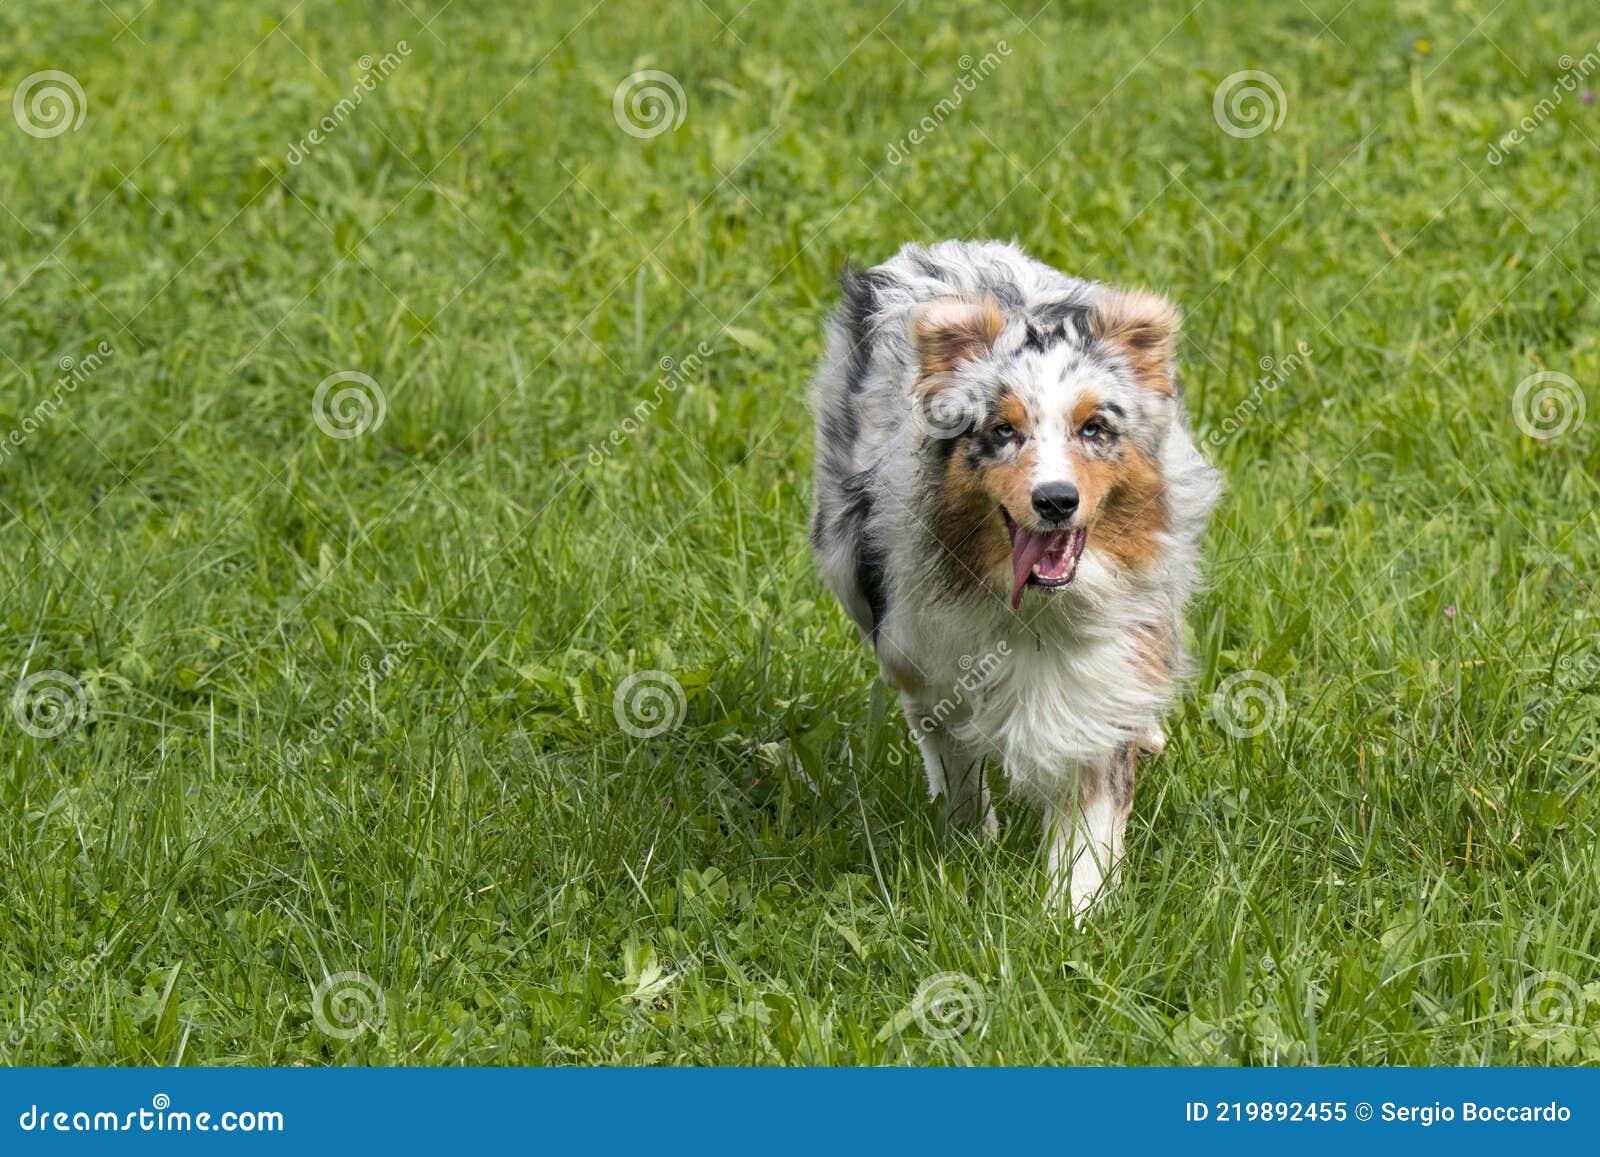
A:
[[912, 290, 1179, 609]]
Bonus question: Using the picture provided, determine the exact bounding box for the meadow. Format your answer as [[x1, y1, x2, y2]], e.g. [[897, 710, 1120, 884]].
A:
[[2, 0, 1598, 1065]]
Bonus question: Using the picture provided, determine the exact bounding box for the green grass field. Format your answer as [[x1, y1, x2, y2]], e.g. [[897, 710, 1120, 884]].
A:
[[3, 0, 1599, 1066]]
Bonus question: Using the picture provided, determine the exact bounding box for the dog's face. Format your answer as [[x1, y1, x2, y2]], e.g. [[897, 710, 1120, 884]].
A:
[[913, 291, 1178, 609]]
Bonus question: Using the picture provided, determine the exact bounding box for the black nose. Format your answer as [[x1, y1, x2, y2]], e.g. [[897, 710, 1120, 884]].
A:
[[1031, 482, 1079, 523]]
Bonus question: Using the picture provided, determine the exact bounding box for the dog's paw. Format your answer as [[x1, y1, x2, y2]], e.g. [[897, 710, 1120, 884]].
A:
[[978, 806, 1000, 843], [1069, 879, 1105, 926], [1046, 860, 1120, 927], [948, 800, 1000, 842], [1134, 726, 1166, 758]]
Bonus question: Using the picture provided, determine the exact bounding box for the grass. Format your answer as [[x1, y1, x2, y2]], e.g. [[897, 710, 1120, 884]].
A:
[[3, 0, 1599, 1066]]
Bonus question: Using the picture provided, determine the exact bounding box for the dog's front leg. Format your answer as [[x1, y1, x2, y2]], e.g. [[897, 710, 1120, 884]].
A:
[[1044, 743, 1136, 920], [900, 695, 997, 838]]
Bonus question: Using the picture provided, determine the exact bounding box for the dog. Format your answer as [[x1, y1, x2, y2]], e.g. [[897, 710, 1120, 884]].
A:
[[809, 240, 1219, 918]]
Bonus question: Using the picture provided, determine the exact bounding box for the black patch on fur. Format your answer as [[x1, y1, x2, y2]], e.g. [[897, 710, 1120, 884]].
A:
[[838, 265, 894, 395], [818, 401, 858, 464], [907, 249, 945, 280], [987, 281, 1026, 313], [809, 504, 827, 550], [1022, 301, 1092, 351], [839, 471, 888, 640], [1021, 321, 1054, 352], [856, 536, 889, 642], [1070, 311, 1094, 345], [924, 420, 980, 475], [960, 415, 1015, 464], [1109, 742, 1136, 810]]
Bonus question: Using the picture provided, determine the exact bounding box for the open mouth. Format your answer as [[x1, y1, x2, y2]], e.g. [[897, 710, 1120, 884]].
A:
[[1003, 511, 1088, 610]]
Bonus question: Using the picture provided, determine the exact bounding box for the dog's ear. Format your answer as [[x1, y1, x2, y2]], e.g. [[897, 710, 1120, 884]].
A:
[[913, 297, 1004, 380], [1090, 289, 1179, 395]]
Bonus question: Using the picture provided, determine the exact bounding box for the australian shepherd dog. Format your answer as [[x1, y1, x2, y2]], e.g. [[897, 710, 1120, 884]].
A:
[[810, 240, 1219, 918]]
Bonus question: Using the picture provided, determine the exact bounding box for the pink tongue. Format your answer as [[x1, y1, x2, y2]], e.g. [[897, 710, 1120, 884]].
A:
[[1010, 529, 1066, 610]]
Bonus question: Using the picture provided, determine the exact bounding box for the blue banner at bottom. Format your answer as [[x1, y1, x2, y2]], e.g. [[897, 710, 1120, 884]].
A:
[[2, 1068, 1593, 1153]]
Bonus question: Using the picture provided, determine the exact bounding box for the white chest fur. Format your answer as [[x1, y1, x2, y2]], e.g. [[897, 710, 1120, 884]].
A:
[[889, 591, 1172, 805]]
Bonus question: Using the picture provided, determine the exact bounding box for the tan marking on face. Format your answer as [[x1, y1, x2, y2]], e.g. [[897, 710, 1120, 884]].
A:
[[1070, 393, 1102, 430], [978, 442, 1036, 531], [1073, 445, 1167, 570], [973, 442, 1036, 588], [933, 439, 1038, 592], [932, 443, 1012, 588], [1069, 449, 1114, 524], [1089, 289, 1179, 395], [997, 393, 1029, 434]]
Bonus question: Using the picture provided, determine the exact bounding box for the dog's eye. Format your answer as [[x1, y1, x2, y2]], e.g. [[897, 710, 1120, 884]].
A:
[[992, 422, 1021, 443], [1080, 419, 1114, 443]]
